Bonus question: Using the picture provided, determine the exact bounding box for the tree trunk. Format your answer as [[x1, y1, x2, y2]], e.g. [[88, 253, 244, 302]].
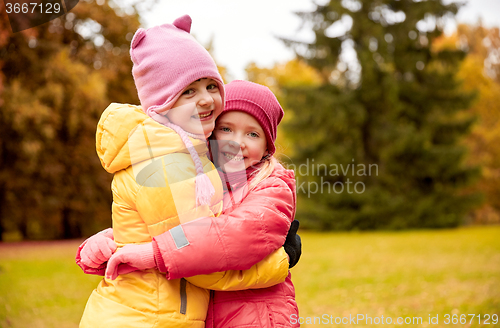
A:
[[18, 217, 28, 240], [61, 207, 81, 239], [62, 207, 71, 239], [0, 183, 4, 242]]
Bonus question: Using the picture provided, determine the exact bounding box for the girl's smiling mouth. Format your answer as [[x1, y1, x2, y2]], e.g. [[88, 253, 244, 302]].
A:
[[222, 152, 245, 161], [193, 111, 213, 120]]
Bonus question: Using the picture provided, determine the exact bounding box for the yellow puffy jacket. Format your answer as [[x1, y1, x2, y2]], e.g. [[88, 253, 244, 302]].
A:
[[80, 103, 289, 328]]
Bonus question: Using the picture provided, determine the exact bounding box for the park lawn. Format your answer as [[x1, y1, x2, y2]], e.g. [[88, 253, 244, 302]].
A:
[[0, 226, 498, 328], [0, 240, 102, 328], [292, 226, 500, 327]]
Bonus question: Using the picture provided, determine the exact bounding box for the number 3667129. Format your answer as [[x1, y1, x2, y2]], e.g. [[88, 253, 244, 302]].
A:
[[444, 314, 498, 325], [5, 2, 62, 14]]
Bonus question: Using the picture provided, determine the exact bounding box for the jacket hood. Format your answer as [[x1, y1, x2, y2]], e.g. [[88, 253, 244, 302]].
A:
[[96, 103, 207, 173]]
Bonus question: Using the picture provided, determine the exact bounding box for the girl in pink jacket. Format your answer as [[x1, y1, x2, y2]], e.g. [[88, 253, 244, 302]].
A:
[[78, 80, 301, 327]]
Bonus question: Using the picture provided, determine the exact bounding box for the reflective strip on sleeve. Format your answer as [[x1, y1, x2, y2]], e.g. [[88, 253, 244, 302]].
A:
[[170, 225, 190, 249]]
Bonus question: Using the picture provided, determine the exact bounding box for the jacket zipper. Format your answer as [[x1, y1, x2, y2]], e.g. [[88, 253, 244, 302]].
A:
[[180, 278, 187, 315]]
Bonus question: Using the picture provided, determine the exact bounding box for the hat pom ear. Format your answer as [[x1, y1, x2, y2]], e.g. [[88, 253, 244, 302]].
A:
[[130, 28, 147, 63], [173, 15, 192, 33], [131, 28, 146, 49]]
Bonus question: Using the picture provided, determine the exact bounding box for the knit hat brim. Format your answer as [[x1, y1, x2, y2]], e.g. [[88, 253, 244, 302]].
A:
[[147, 74, 225, 117], [223, 99, 275, 156]]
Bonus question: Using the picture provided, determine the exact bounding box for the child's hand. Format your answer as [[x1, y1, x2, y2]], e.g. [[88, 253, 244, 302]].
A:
[[80, 228, 117, 268], [105, 243, 156, 280], [283, 220, 302, 268]]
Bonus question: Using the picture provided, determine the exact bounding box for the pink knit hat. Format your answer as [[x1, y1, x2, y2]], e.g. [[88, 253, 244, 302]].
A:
[[130, 15, 225, 117], [130, 15, 223, 206], [223, 80, 284, 156]]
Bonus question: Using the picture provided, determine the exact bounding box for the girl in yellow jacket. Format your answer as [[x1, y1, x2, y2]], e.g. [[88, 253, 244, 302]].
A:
[[79, 16, 289, 328]]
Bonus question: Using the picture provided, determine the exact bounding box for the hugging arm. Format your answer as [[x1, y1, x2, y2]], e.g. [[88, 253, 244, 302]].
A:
[[153, 176, 295, 280], [76, 175, 300, 282], [185, 247, 289, 291], [176, 221, 301, 291], [76, 223, 301, 290]]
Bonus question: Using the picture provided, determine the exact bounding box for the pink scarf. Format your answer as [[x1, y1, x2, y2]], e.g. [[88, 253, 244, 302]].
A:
[[217, 161, 264, 192]]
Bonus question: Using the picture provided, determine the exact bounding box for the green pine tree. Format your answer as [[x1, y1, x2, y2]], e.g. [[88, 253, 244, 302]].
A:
[[281, 0, 480, 230]]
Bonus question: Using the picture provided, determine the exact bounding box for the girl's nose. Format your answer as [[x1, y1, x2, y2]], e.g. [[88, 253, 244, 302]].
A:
[[228, 140, 240, 148], [229, 138, 245, 150], [198, 90, 214, 107]]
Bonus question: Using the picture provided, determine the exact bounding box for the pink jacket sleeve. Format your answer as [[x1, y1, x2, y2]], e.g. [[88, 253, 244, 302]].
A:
[[153, 170, 296, 280]]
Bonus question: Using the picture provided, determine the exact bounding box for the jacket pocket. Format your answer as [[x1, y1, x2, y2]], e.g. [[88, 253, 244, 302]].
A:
[[180, 278, 187, 315]]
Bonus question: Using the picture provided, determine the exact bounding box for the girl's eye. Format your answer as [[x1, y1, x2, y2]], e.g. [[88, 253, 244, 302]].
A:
[[249, 132, 259, 138], [207, 84, 218, 90], [220, 127, 231, 132], [183, 89, 194, 95]]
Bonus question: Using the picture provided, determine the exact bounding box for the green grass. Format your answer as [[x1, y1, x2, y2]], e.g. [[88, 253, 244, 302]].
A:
[[0, 240, 102, 328], [0, 227, 499, 328], [292, 226, 500, 327]]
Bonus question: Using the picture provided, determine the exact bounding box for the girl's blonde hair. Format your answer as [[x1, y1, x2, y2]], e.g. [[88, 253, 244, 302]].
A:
[[248, 156, 277, 191]]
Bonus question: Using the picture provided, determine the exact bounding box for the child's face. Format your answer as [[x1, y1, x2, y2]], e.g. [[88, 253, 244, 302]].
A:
[[213, 111, 268, 173], [167, 78, 222, 138]]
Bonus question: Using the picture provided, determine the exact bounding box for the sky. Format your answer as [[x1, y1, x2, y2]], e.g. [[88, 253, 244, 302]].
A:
[[143, 0, 500, 81]]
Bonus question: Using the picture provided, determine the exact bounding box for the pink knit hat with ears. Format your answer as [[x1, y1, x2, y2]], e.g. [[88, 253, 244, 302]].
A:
[[130, 15, 225, 117], [223, 80, 284, 156], [130, 15, 224, 206]]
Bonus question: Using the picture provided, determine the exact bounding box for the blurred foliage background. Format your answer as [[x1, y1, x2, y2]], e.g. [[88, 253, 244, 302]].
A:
[[1, 0, 500, 240]]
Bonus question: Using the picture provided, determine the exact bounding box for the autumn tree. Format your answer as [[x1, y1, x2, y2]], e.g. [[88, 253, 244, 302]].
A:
[[0, 0, 154, 240], [435, 24, 500, 224], [246, 59, 323, 156], [272, 0, 480, 230]]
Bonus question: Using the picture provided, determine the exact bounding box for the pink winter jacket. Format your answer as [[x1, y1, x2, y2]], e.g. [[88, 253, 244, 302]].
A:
[[152, 162, 299, 327]]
